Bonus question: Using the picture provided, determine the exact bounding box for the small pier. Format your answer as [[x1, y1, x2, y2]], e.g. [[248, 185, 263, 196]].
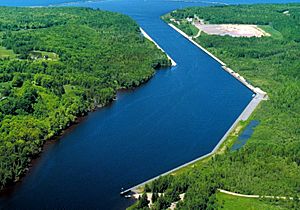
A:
[[121, 90, 266, 196], [120, 150, 213, 195]]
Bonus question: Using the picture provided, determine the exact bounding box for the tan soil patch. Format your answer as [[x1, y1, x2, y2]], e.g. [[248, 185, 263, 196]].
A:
[[194, 21, 270, 37]]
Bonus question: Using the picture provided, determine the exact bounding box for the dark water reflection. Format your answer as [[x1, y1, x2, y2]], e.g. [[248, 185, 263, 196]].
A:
[[0, 0, 296, 209]]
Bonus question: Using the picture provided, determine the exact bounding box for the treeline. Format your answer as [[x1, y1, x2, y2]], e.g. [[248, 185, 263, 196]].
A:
[[129, 4, 300, 210], [0, 7, 170, 189], [167, 4, 300, 42]]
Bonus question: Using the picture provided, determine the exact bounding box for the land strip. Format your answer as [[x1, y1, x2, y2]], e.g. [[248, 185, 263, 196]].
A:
[[219, 189, 299, 200], [140, 28, 177, 66]]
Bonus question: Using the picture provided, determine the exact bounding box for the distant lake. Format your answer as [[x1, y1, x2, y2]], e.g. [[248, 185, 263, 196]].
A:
[[0, 0, 298, 209]]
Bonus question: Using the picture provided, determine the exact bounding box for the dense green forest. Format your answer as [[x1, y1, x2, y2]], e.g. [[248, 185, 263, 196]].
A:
[[0, 7, 170, 189], [130, 4, 300, 210]]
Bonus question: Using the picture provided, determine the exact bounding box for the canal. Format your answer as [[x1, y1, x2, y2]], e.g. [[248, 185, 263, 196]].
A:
[[0, 0, 282, 209]]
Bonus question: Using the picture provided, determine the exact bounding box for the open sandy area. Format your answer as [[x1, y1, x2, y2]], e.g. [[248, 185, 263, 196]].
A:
[[194, 21, 269, 37]]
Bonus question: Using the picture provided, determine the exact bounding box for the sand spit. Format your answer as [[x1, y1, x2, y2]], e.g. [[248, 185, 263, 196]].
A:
[[140, 28, 177, 66]]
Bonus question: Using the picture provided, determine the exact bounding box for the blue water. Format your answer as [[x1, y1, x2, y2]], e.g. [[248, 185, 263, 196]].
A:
[[0, 0, 297, 209], [2, 0, 300, 6], [231, 120, 259, 151]]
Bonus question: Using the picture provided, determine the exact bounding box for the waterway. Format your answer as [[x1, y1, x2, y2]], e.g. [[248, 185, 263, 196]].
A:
[[0, 0, 296, 209]]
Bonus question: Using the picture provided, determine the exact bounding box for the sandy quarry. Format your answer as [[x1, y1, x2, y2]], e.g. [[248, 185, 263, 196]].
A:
[[194, 21, 270, 37]]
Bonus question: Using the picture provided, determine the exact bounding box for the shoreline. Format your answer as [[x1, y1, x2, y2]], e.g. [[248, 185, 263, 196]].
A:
[[0, 63, 166, 194], [0, 112, 89, 195], [168, 23, 267, 96], [121, 23, 268, 196], [140, 27, 177, 67]]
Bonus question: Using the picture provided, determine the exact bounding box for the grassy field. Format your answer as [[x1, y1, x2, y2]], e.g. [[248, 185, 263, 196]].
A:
[[217, 192, 288, 210], [0, 46, 16, 58], [0, 47, 58, 60], [259, 25, 283, 39], [183, 22, 199, 36]]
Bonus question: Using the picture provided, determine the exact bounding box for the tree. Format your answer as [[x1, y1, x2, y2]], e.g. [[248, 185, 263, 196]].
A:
[[152, 192, 159, 203], [137, 193, 149, 209]]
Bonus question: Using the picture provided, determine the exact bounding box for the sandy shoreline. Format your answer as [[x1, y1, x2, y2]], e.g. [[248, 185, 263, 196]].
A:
[[121, 23, 268, 197], [140, 27, 177, 66]]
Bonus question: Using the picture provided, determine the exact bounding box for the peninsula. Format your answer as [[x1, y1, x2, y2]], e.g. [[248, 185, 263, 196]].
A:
[[0, 7, 170, 191]]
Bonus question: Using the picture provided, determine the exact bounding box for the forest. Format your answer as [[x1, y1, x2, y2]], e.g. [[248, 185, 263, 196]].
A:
[[130, 3, 300, 210], [0, 7, 170, 189]]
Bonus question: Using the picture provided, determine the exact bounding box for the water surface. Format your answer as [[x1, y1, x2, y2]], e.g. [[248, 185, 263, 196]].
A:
[[0, 0, 296, 209], [231, 120, 259, 151]]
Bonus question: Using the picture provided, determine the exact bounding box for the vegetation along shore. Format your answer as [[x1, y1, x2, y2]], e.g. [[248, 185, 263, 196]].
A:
[[129, 3, 300, 210], [0, 7, 171, 191]]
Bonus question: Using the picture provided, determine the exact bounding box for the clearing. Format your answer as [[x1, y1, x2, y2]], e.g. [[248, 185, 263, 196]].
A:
[[194, 21, 270, 37], [217, 191, 288, 210], [29, 51, 59, 61], [0, 46, 16, 58]]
